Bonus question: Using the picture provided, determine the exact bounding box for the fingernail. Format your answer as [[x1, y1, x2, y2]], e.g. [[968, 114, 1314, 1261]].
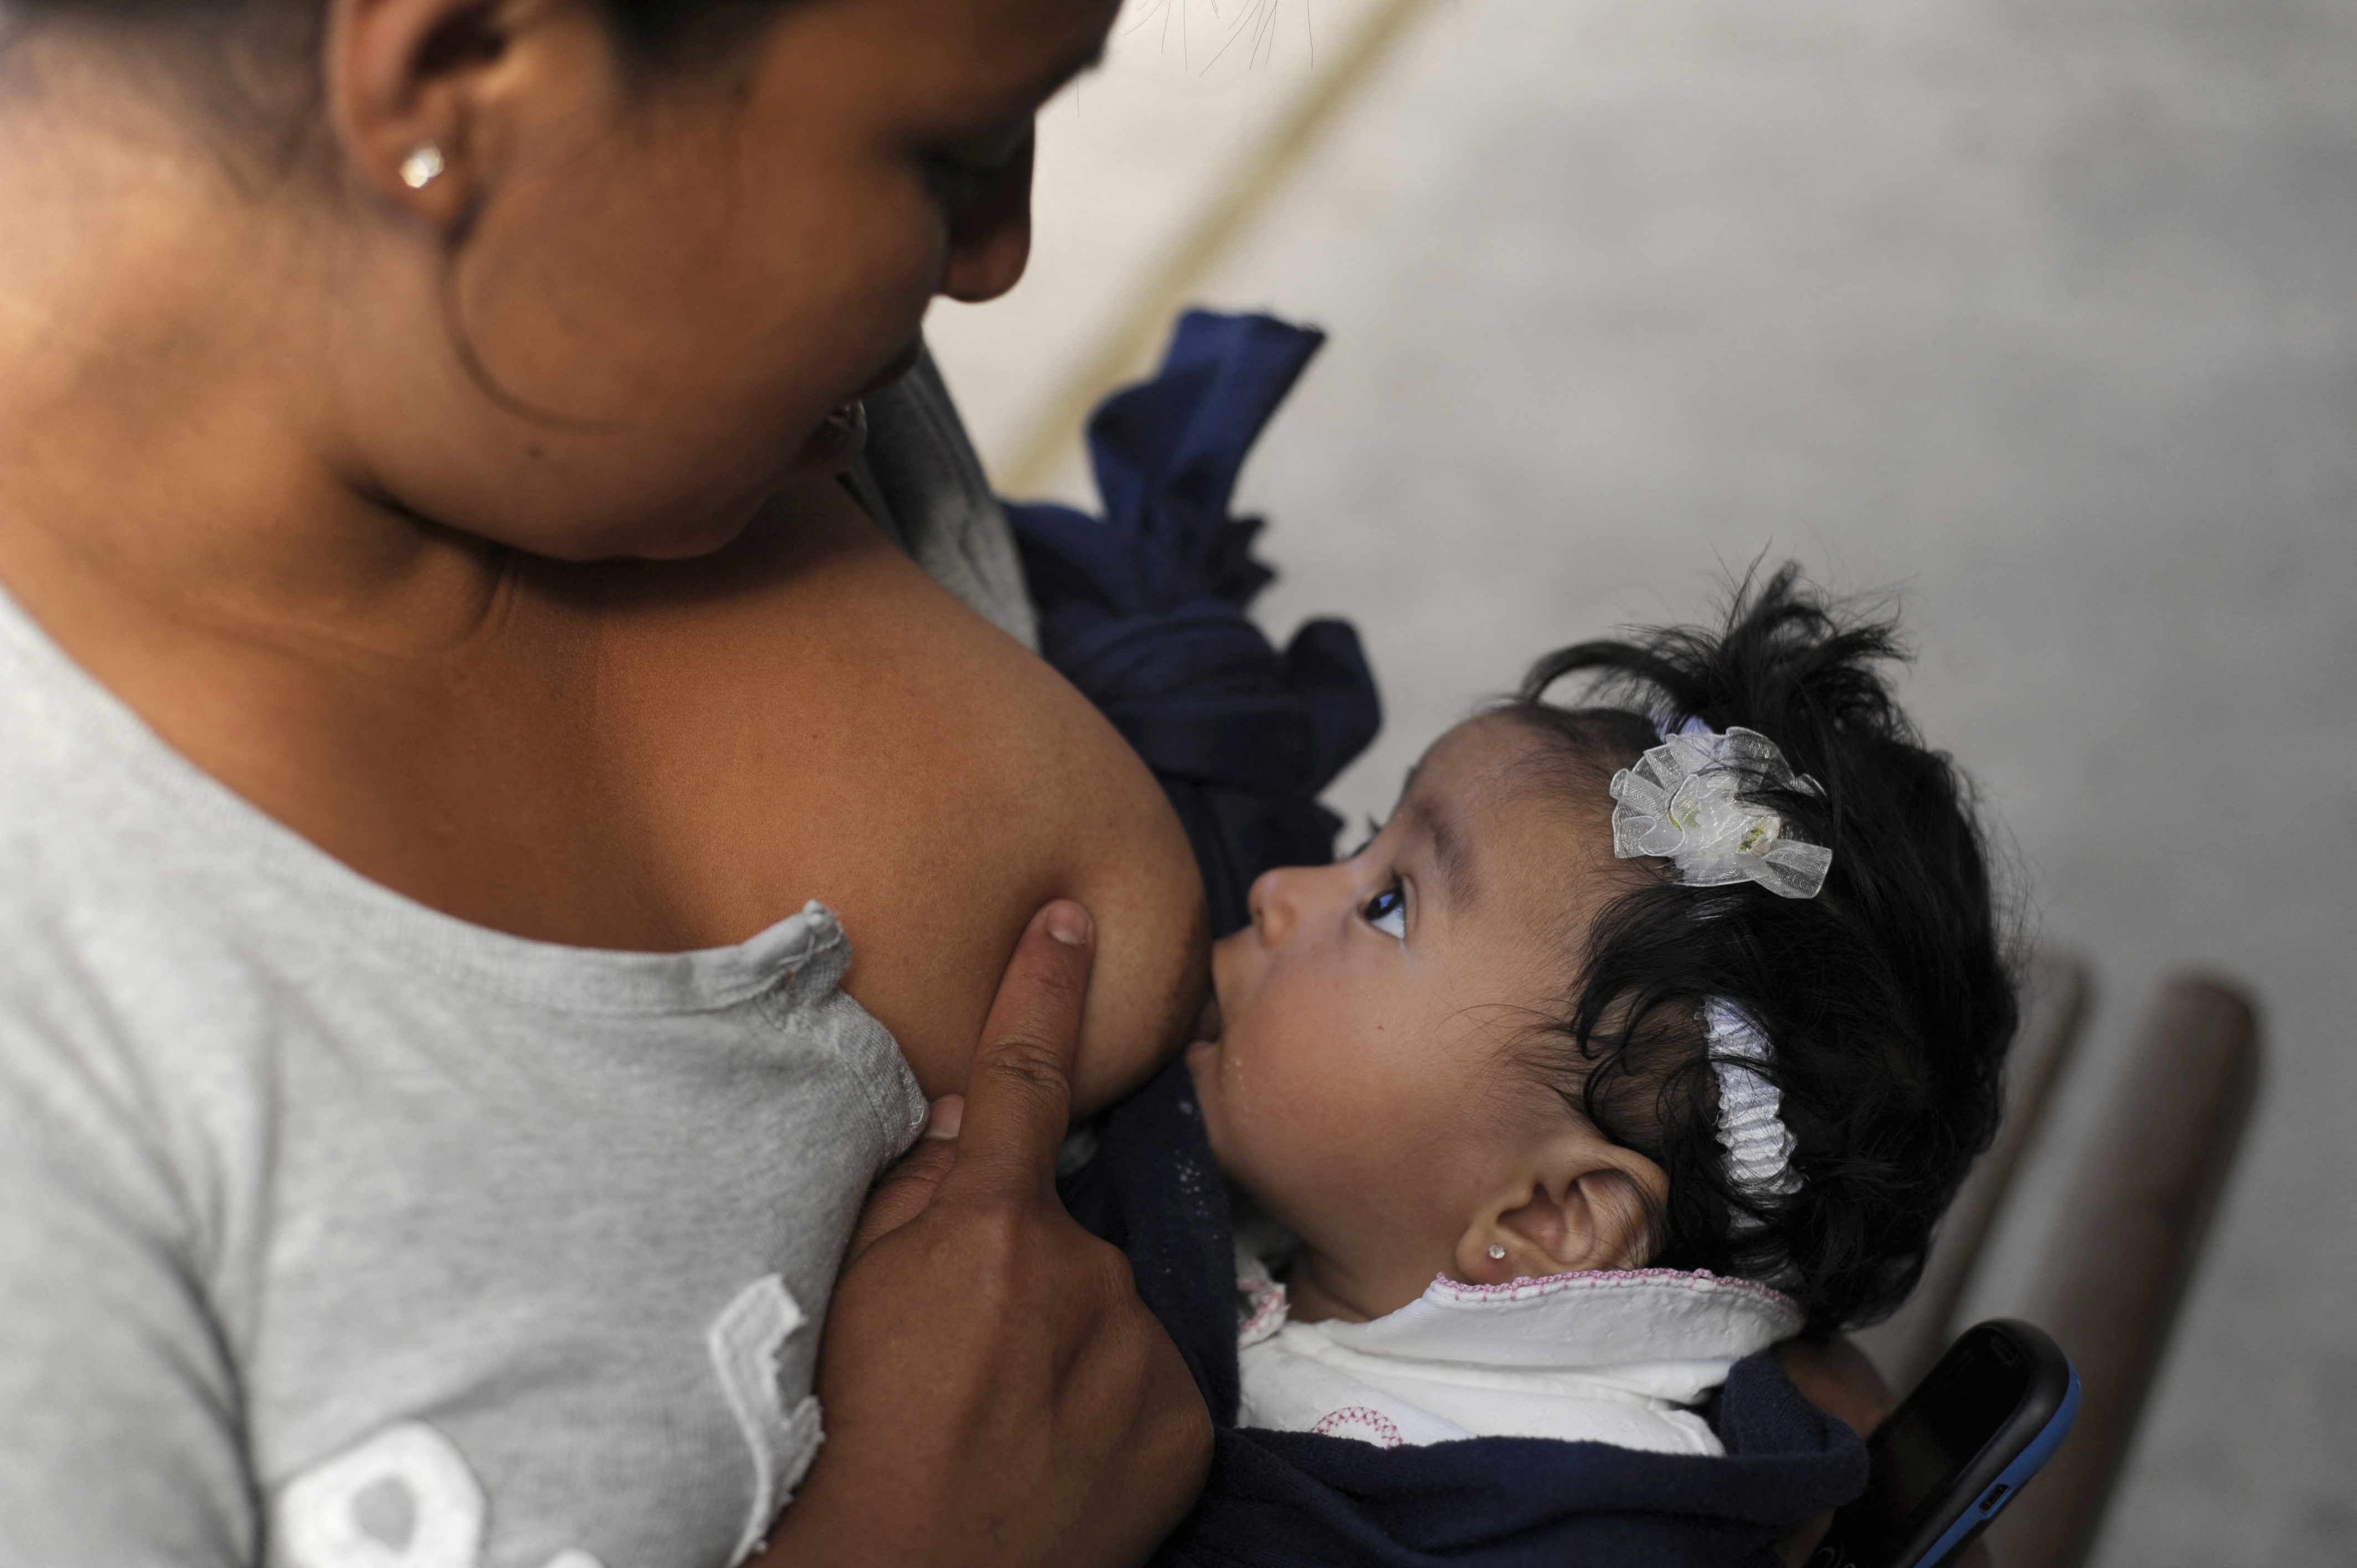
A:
[[1045, 901, 1093, 946], [924, 1095, 964, 1139]]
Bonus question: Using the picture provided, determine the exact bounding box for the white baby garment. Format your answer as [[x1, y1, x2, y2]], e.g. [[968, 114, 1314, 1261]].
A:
[[1234, 1249, 1802, 1456]]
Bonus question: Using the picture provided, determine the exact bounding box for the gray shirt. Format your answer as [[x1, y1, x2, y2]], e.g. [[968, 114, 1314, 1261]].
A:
[[0, 362, 1027, 1568]]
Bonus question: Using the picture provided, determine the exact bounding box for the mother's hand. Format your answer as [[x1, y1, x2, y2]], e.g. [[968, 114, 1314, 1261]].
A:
[[767, 900, 1213, 1568]]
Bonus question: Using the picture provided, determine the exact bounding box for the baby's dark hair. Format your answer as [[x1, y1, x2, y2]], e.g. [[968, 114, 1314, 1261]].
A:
[[1501, 565, 2014, 1333]]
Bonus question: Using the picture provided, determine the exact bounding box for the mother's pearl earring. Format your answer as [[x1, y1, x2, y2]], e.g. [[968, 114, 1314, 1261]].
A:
[[399, 143, 446, 190]]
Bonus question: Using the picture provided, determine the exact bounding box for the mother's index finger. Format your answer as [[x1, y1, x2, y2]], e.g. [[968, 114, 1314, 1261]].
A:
[[941, 900, 1095, 1201]]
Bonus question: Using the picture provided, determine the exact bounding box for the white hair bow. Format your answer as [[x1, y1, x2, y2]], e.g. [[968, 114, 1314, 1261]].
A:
[[1607, 724, 1833, 900], [1706, 999, 1804, 1213]]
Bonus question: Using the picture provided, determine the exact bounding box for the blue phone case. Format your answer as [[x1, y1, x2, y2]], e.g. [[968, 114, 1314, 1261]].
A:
[[1913, 1357, 2081, 1565], [1814, 1319, 2083, 1568]]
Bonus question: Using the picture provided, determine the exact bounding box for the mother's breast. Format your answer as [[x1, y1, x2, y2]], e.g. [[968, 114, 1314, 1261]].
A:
[[588, 478, 1208, 1113]]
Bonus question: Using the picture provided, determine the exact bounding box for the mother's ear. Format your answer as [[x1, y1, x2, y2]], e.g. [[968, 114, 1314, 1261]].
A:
[[1454, 1138, 1669, 1285], [323, 0, 604, 224]]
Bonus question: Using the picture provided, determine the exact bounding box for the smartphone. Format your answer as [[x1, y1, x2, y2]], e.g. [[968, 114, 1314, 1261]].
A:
[[1809, 1319, 2081, 1568]]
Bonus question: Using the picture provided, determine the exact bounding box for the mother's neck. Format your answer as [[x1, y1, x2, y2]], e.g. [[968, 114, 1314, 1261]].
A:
[[0, 43, 508, 663]]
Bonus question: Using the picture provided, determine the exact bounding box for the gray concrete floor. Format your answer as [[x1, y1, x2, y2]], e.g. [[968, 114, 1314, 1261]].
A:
[[940, 0, 2357, 1557]]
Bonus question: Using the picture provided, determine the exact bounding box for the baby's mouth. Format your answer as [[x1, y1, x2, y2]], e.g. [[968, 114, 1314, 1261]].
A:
[[1190, 988, 1224, 1048]]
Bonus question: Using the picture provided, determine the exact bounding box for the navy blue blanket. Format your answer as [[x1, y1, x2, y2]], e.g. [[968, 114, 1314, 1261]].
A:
[[1005, 312, 1379, 931], [1007, 311, 1865, 1566]]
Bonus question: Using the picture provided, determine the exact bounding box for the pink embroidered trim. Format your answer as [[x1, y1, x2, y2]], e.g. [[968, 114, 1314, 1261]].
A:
[[1310, 1406, 1404, 1448], [1236, 1273, 1289, 1342], [1425, 1266, 1799, 1316]]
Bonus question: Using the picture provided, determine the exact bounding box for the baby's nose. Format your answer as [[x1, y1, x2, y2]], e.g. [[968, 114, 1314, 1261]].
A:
[[1246, 865, 1309, 947]]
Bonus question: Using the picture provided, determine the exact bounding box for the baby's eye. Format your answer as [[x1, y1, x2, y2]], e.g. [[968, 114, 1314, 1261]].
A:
[[1360, 880, 1407, 939]]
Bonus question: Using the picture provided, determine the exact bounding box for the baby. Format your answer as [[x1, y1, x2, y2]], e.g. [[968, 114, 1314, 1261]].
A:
[[1016, 310, 2013, 1557], [1181, 568, 2015, 1458]]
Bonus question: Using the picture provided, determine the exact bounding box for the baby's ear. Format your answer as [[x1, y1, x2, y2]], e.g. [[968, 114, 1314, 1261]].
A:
[[1454, 1146, 1668, 1285]]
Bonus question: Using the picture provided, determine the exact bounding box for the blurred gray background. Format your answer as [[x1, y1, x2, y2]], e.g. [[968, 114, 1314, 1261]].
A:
[[927, 0, 2357, 1560]]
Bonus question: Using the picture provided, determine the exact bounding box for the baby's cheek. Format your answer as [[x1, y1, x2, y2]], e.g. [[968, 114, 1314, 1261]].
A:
[[1255, 1095, 1399, 1247], [1187, 1040, 1318, 1224]]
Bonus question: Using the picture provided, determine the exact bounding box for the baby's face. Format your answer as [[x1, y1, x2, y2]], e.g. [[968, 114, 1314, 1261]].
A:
[[1186, 716, 1651, 1319]]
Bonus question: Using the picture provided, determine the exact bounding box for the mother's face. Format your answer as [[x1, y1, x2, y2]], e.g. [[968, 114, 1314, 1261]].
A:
[[326, 0, 1115, 559]]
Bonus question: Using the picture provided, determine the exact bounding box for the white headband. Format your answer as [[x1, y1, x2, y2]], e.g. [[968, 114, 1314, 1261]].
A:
[[1705, 999, 1803, 1215], [1613, 718, 1821, 1210]]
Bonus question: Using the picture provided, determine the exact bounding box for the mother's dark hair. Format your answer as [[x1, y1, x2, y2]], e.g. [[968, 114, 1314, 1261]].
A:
[[3, 0, 791, 64], [1504, 565, 2018, 1333], [1, 0, 800, 147]]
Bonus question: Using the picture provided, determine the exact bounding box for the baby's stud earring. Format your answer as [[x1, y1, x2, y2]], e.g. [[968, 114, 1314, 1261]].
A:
[[399, 143, 446, 190], [1486, 1244, 1507, 1261]]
